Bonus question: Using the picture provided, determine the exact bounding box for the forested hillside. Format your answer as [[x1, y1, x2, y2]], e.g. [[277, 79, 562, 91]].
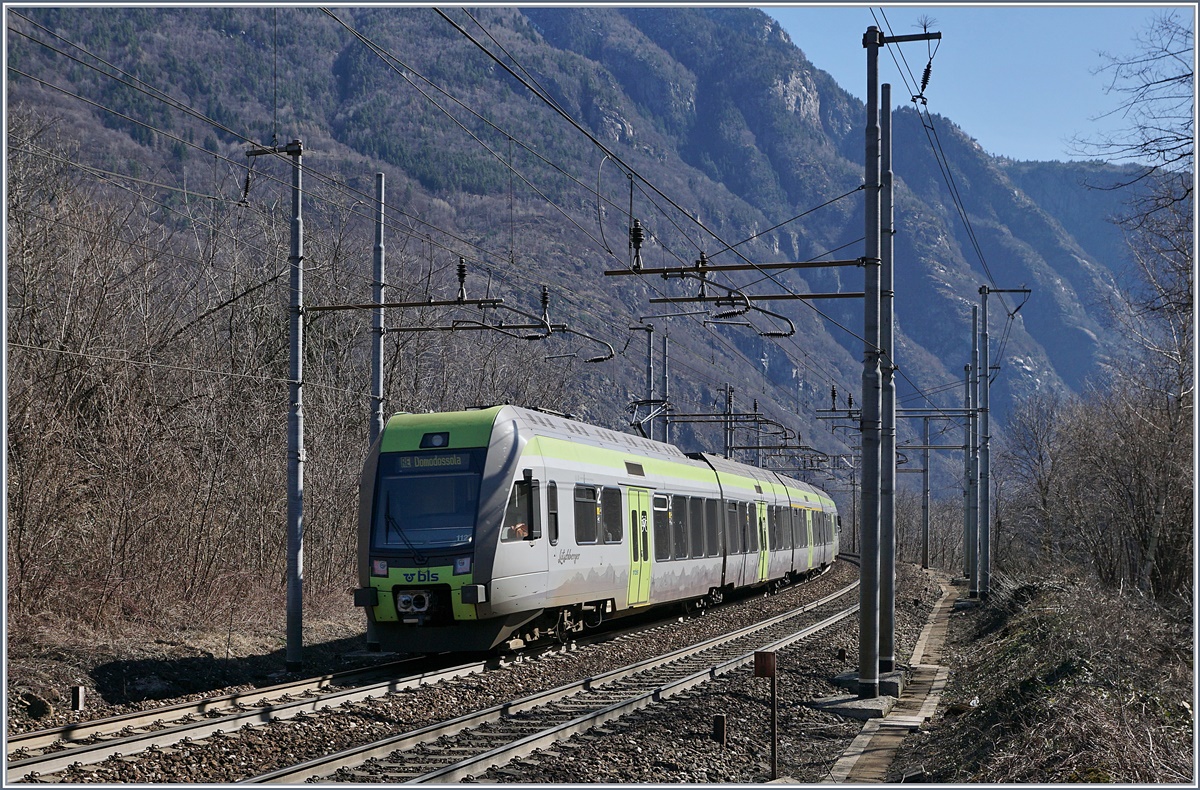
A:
[[6, 5, 1188, 641]]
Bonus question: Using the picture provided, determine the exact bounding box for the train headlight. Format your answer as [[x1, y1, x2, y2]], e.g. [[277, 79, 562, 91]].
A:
[[396, 591, 432, 612]]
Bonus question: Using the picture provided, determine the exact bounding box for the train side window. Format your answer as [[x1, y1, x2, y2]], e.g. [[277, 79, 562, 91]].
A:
[[688, 497, 705, 558], [671, 494, 689, 559], [574, 486, 598, 544], [547, 482, 559, 545], [747, 503, 759, 553], [653, 495, 671, 560], [601, 487, 623, 544], [727, 502, 742, 554], [768, 505, 779, 549], [705, 499, 721, 557]]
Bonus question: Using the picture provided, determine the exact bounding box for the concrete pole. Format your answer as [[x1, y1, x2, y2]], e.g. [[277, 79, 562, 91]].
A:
[[371, 173, 386, 447], [366, 172, 385, 653], [922, 417, 930, 569], [646, 324, 655, 441], [962, 365, 971, 577], [879, 82, 896, 674], [724, 386, 734, 459], [968, 306, 980, 598], [754, 399, 762, 467], [662, 331, 670, 444], [285, 140, 305, 672], [979, 287, 992, 599], [858, 25, 883, 700]]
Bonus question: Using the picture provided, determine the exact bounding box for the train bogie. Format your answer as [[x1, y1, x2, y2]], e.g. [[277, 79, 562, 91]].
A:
[[355, 406, 840, 653]]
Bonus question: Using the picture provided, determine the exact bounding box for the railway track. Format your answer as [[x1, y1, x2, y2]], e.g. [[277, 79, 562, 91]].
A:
[[5, 656, 485, 784], [246, 581, 859, 784], [8, 562, 857, 784], [8, 598, 718, 785]]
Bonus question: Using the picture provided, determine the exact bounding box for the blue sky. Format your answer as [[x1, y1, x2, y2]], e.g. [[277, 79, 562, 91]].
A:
[[761, 3, 1195, 163]]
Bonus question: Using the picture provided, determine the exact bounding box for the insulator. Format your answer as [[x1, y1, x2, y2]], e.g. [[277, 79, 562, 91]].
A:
[[541, 285, 550, 315], [630, 219, 645, 271], [629, 219, 645, 248], [847, 393, 854, 410], [920, 61, 932, 94], [456, 257, 467, 301], [831, 384, 838, 408]]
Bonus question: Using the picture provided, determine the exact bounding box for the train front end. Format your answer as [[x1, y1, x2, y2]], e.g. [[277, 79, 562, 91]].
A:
[[354, 406, 525, 653]]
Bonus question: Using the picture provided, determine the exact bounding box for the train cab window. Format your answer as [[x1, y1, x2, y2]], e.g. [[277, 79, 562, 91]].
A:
[[574, 486, 599, 544], [747, 503, 759, 553], [372, 449, 484, 551], [671, 495, 689, 559], [705, 499, 721, 557], [547, 482, 559, 545], [502, 476, 541, 542], [689, 497, 705, 558], [601, 487, 623, 544], [653, 495, 671, 560]]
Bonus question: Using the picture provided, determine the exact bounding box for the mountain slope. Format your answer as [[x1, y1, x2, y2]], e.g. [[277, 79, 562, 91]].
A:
[[6, 5, 1142, 479]]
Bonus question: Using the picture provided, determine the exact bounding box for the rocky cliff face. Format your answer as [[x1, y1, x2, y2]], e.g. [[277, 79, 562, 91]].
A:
[[7, 6, 1143, 470]]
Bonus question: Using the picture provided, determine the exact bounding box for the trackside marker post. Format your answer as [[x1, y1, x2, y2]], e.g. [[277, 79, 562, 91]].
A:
[[754, 650, 778, 781]]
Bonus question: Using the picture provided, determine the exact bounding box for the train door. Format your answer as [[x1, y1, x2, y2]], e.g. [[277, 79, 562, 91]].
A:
[[756, 500, 770, 582], [627, 488, 652, 606], [804, 509, 815, 569]]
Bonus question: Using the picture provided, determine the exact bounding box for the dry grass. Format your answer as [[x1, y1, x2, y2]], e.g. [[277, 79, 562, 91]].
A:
[[5, 589, 369, 735], [891, 570, 1194, 783]]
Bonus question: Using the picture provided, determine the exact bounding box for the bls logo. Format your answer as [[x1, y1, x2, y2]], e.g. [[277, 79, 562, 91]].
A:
[[402, 570, 440, 583]]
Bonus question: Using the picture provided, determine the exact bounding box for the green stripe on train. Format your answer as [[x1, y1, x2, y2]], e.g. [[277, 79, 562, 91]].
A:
[[380, 406, 503, 453], [522, 435, 720, 485]]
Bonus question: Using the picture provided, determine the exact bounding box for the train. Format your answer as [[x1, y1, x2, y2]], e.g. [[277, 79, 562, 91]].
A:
[[354, 405, 840, 653]]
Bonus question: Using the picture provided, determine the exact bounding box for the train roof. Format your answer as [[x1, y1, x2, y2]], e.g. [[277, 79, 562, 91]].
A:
[[380, 406, 835, 508]]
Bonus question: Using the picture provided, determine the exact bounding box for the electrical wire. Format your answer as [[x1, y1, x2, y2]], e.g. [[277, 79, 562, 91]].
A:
[[11, 8, 862, 427]]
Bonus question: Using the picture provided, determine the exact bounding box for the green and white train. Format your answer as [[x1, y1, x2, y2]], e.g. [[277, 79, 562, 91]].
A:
[[354, 405, 840, 653]]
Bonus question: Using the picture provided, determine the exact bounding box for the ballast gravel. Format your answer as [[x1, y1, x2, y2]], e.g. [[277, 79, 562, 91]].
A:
[[35, 563, 943, 784]]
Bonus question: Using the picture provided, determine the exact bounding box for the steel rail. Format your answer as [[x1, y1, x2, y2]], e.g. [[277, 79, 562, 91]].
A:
[[6, 659, 489, 783], [6, 574, 825, 782], [6, 659, 422, 757], [418, 605, 858, 784], [247, 578, 859, 784]]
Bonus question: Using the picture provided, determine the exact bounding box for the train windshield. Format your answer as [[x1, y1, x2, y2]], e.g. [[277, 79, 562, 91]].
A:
[[372, 449, 485, 551]]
